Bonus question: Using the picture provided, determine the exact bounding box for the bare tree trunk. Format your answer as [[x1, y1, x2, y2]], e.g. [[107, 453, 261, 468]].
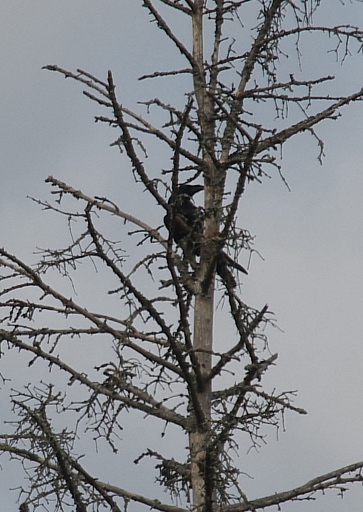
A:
[[190, 288, 214, 512]]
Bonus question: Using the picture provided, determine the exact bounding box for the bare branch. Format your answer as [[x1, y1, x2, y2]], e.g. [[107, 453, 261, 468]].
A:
[[45, 175, 165, 242], [220, 0, 285, 163], [15, 400, 88, 512], [227, 86, 363, 167], [139, 67, 192, 80], [0, 442, 187, 512], [143, 0, 196, 68], [223, 461, 363, 511], [157, 0, 191, 15]]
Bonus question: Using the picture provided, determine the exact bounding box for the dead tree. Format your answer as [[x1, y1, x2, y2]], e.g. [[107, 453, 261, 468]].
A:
[[1, 1, 363, 511]]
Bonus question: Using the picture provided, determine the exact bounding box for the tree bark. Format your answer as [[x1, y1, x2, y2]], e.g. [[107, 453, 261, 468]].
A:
[[190, 286, 214, 512]]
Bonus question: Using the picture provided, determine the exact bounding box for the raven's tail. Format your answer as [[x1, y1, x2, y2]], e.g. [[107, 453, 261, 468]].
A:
[[221, 251, 248, 275]]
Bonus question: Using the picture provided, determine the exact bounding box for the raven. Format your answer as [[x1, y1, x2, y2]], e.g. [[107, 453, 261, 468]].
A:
[[164, 184, 248, 281], [164, 184, 204, 250]]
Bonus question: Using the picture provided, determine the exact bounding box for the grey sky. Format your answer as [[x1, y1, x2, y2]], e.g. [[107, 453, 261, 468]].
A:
[[1, 1, 363, 510]]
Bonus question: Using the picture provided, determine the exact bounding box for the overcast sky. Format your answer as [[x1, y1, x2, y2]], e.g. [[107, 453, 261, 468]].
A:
[[1, 1, 363, 510]]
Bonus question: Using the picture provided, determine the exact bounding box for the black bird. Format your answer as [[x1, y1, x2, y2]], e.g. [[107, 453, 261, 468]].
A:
[[164, 184, 248, 282], [164, 184, 204, 250]]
